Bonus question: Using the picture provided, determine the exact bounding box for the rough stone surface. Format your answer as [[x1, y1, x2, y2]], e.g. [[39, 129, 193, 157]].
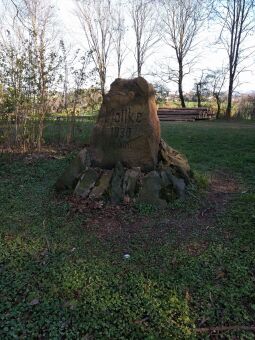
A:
[[55, 77, 193, 207], [138, 171, 167, 208], [55, 148, 91, 191], [90, 77, 160, 171], [123, 168, 141, 198], [89, 170, 113, 199], [74, 168, 99, 198], [110, 162, 125, 203], [159, 139, 191, 183], [160, 169, 186, 200], [168, 174, 186, 199]]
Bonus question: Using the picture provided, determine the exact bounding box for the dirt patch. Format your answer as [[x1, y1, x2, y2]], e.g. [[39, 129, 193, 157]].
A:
[[209, 170, 241, 194], [0, 144, 88, 162], [65, 171, 242, 256], [193, 170, 241, 229]]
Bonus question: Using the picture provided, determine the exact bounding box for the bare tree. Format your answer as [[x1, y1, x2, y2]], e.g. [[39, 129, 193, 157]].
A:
[[75, 0, 113, 97], [129, 0, 159, 76], [0, 29, 26, 144], [65, 52, 92, 144], [22, 0, 59, 150], [112, 2, 127, 78], [194, 70, 208, 107], [161, 0, 207, 107], [205, 67, 227, 118], [59, 40, 70, 111], [214, 0, 255, 118], [1, 0, 60, 150]]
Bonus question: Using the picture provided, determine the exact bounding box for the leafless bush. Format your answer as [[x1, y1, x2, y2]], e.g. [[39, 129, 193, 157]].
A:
[[236, 94, 255, 119]]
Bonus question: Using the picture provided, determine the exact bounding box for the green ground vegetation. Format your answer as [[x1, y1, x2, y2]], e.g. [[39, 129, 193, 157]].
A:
[[0, 121, 255, 339]]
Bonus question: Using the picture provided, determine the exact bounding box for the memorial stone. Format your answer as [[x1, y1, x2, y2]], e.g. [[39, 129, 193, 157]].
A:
[[90, 77, 160, 171], [55, 77, 192, 206]]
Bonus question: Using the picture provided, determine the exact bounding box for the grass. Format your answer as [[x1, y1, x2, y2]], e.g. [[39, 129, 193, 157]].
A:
[[0, 120, 255, 339]]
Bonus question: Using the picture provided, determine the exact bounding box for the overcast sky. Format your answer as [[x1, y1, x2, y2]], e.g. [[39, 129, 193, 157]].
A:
[[57, 0, 255, 94]]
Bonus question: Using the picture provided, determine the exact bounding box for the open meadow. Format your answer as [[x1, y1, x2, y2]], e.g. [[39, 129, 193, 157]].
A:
[[0, 120, 255, 339]]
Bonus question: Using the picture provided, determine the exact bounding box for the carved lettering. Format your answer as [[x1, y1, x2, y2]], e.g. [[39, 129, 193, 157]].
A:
[[109, 107, 143, 125], [126, 128, 131, 138], [118, 142, 132, 149], [120, 127, 125, 138], [108, 107, 144, 148], [111, 127, 120, 137], [111, 127, 132, 139], [114, 112, 120, 123], [136, 112, 142, 123]]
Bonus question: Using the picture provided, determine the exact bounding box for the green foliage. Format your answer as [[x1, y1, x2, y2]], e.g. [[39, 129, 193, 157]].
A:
[[193, 171, 209, 190], [43, 119, 94, 145], [135, 202, 157, 215], [0, 121, 255, 338]]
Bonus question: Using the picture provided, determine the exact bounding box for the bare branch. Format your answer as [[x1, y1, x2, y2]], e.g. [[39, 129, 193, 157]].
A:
[[75, 0, 113, 97], [213, 0, 255, 117], [160, 0, 208, 107], [129, 0, 160, 76]]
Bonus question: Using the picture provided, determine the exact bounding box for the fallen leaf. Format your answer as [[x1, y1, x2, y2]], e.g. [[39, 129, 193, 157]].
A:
[[29, 299, 39, 306]]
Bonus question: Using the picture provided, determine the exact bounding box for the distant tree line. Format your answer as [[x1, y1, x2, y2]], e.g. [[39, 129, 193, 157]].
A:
[[0, 0, 254, 150]]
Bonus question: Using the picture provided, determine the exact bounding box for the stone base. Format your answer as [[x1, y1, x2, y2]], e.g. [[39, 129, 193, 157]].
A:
[[55, 139, 192, 207]]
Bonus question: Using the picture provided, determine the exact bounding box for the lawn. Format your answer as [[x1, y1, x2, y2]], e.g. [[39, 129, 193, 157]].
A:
[[0, 121, 255, 339]]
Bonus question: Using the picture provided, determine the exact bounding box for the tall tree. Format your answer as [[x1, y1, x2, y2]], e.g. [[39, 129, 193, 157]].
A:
[[214, 0, 255, 118], [0, 29, 27, 143], [205, 68, 227, 118], [75, 0, 113, 97], [129, 0, 159, 76], [161, 0, 207, 107], [194, 70, 208, 107], [0, 0, 60, 150], [112, 2, 127, 78]]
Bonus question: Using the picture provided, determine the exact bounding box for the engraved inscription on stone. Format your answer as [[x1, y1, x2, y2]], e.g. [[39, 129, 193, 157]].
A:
[[101, 107, 143, 126], [90, 76, 160, 170], [106, 106, 144, 149]]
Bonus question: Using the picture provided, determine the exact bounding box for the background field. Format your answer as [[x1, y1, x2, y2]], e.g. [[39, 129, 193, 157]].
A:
[[0, 121, 255, 339]]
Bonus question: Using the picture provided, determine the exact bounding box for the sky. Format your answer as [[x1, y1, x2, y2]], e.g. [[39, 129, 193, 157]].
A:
[[57, 0, 255, 94]]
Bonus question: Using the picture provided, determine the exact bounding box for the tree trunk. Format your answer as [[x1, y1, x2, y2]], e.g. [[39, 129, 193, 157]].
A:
[[215, 94, 221, 119], [117, 61, 121, 78], [15, 107, 19, 145], [37, 94, 47, 151], [100, 70, 106, 98], [178, 63, 186, 108], [178, 60, 185, 108], [226, 76, 234, 118], [101, 83, 105, 98], [178, 82, 185, 108], [137, 45, 141, 76], [67, 99, 78, 144], [196, 83, 201, 107], [37, 116, 44, 151], [137, 60, 141, 77]]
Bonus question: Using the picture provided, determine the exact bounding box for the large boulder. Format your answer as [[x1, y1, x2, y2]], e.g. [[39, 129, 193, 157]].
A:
[[110, 162, 125, 203], [138, 171, 167, 208], [55, 148, 91, 191], [89, 170, 113, 200], [74, 168, 99, 198], [123, 167, 141, 198], [90, 77, 160, 171], [54, 77, 193, 207], [158, 139, 191, 184]]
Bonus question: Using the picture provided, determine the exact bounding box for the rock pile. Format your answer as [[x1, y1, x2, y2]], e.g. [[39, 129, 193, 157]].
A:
[[55, 77, 192, 207]]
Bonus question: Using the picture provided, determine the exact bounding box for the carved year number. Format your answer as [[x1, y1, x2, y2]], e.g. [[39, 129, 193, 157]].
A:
[[111, 127, 131, 139]]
